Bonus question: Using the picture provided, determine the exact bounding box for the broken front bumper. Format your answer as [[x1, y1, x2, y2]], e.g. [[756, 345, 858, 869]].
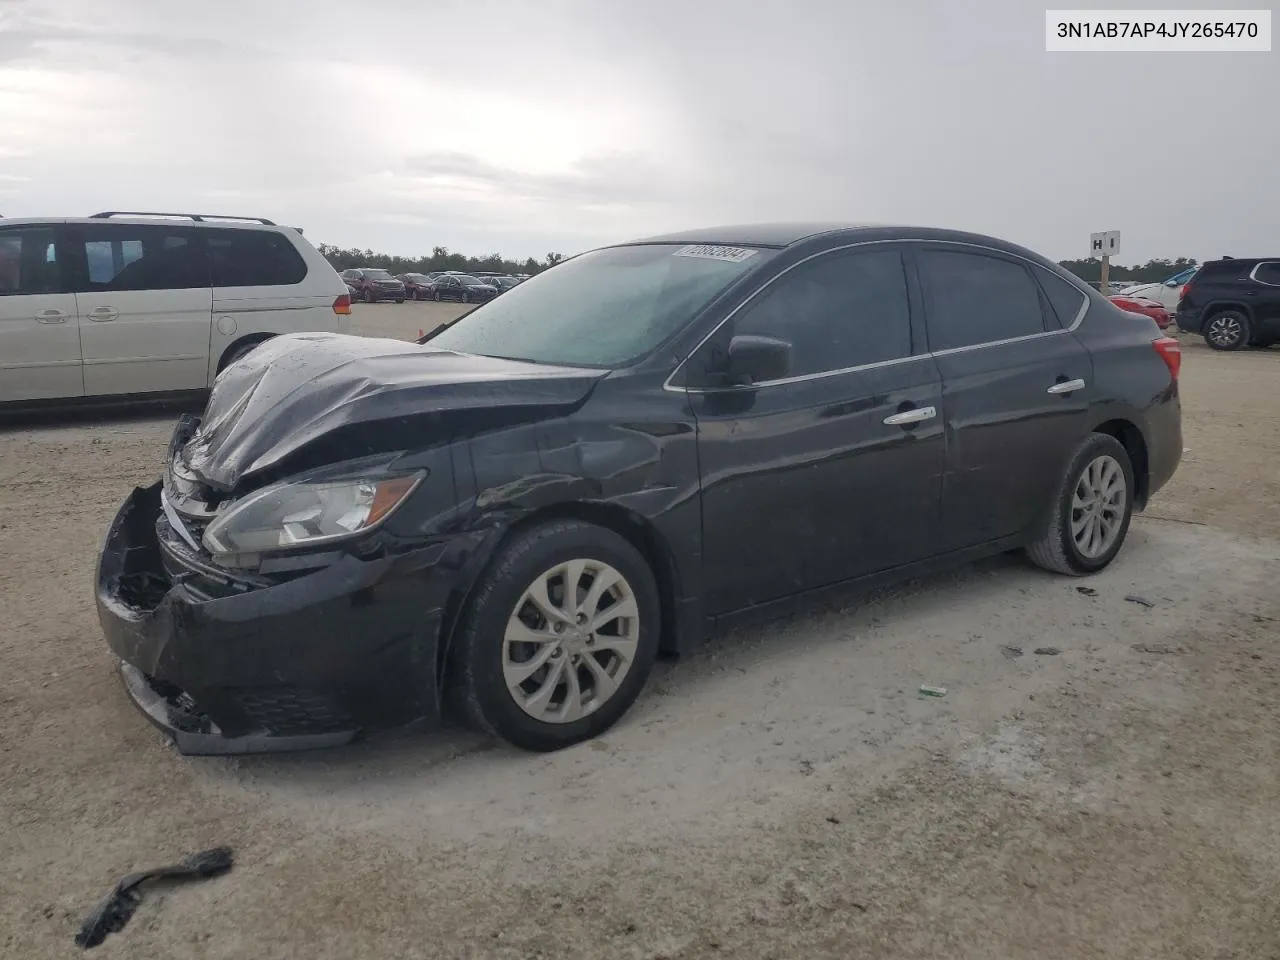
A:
[[95, 483, 453, 755]]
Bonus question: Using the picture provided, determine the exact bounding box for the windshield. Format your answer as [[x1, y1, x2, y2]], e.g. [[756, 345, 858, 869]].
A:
[[454, 275, 483, 284], [365, 269, 394, 279], [427, 243, 770, 367]]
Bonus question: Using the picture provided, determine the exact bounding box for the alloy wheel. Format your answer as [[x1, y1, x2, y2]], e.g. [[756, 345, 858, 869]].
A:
[[502, 559, 640, 723], [1070, 454, 1126, 559], [1207, 314, 1243, 347]]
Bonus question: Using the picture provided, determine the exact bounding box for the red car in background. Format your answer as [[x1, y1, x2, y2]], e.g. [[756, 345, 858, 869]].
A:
[[1109, 294, 1172, 330]]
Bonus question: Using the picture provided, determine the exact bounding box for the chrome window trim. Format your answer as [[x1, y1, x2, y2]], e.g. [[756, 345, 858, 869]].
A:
[[1248, 262, 1280, 287], [664, 238, 1090, 394]]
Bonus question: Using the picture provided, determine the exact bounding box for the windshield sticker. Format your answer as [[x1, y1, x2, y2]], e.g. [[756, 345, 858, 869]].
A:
[[672, 244, 759, 264]]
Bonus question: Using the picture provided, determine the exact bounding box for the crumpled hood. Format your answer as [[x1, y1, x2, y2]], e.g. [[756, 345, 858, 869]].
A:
[[181, 332, 605, 491]]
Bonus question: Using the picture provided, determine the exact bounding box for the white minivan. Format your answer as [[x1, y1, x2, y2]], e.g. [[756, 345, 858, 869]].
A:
[[0, 212, 352, 405]]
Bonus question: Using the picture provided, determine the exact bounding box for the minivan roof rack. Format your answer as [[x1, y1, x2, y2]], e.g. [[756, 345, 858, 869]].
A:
[[89, 211, 277, 225]]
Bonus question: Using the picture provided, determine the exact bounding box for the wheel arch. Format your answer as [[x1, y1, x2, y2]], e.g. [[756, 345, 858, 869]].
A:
[[1091, 417, 1150, 508], [434, 501, 693, 699], [217, 333, 275, 373], [1202, 300, 1255, 323]]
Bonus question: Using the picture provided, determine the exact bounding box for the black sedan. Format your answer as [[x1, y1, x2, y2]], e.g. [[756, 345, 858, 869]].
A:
[[426, 274, 498, 303], [96, 223, 1182, 755]]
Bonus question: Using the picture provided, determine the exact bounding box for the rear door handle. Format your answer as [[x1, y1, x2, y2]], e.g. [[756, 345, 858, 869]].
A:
[[883, 405, 937, 426], [36, 310, 68, 324], [87, 306, 119, 322], [1047, 378, 1086, 395]]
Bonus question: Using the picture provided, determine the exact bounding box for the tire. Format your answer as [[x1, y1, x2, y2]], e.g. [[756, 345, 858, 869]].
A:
[[448, 520, 660, 751], [1203, 309, 1250, 350], [433, 290, 442, 302], [1025, 433, 1135, 577], [364, 288, 376, 304], [462, 291, 471, 304], [395, 298, 405, 304]]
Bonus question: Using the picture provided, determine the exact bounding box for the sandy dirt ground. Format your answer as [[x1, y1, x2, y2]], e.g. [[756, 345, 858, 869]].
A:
[[1, 310, 1277, 959]]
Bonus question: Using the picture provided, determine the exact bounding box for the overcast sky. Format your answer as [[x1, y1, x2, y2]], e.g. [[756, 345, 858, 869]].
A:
[[0, 0, 1274, 264]]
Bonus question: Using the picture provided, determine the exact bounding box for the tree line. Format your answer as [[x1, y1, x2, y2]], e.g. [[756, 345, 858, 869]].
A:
[[318, 242, 1196, 286], [1056, 256, 1197, 283], [317, 244, 564, 277]]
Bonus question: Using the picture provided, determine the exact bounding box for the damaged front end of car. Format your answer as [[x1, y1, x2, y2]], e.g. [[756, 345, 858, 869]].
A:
[[95, 332, 604, 754]]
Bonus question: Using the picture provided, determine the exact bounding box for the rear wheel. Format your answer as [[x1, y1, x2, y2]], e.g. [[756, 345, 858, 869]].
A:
[[448, 520, 660, 751], [1026, 433, 1135, 576], [1204, 309, 1250, 350]]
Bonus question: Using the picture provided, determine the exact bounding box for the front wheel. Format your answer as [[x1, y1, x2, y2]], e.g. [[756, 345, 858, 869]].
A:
[[1204, 310, 1250, 350], [433, 289, 441, 302], [462, 291, 471, 304], [363, 288, 376, 304], [448, 520, 660, 751], [1025, 433, 1135, 576], [395, 297, 405, 304]]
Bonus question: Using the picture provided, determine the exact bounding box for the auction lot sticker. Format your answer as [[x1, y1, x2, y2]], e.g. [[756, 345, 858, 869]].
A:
[[672, 244, 759, 263]]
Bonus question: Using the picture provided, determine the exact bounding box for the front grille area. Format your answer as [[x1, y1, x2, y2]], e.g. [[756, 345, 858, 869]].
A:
[[232, 688, 353, 736]]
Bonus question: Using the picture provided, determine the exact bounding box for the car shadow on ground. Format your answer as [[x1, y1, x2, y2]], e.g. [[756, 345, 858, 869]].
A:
[[216, 537, 1129, 781]]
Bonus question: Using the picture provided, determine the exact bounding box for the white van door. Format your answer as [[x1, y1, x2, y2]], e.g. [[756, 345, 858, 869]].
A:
[[0, 223, 83, 402], [71, 222, 213, 396]]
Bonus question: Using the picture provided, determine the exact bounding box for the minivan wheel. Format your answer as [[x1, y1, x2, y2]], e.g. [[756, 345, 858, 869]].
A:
[[1025, 433, 1135, 577], [448, 520, 660, 751], [1204, 310, 1250, 350]]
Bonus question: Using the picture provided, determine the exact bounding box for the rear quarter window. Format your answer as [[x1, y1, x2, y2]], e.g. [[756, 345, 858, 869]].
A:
[[208, 229, 308, 287], [1035, 268, 1088, 329]]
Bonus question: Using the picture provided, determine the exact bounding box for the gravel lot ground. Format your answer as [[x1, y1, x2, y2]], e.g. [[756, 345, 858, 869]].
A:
[[2, 307, 1277, 959]]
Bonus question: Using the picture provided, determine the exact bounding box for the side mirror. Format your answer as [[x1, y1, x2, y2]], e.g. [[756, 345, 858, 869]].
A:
[[725, 335, 792, 385]]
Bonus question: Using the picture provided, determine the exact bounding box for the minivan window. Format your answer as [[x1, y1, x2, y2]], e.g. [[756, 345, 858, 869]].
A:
[[919, 249, 1047, 350], [78, 224, 207, 291], [731, 248, 913, 376], [0, 227, 61, 295], [207, 229, 307, 287], [428, 243, 772, 367], [1034, 267, 1088, 329]]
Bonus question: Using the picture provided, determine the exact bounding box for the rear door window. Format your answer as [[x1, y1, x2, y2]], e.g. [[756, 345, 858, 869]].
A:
[[0, 226, 63, 295], [1253, 262, 1280, 286], [918, 249, 1049, 350], [207, 229, 308, 287], [76, 224, 208, 291]]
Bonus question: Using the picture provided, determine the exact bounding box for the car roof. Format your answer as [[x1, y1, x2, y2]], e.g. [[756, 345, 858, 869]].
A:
[[623, 222, 1056, 261], [0, 215, 289, 233]]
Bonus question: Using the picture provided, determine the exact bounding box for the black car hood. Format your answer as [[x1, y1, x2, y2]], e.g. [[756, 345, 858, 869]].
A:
[[181, 333, 605, 491]]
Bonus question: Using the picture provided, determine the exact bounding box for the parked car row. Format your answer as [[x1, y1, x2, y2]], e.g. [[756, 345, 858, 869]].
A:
[[340, 267, 526, 304]]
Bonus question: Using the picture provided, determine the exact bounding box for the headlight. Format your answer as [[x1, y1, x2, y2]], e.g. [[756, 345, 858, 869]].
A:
[[202, 468, 424, 558]]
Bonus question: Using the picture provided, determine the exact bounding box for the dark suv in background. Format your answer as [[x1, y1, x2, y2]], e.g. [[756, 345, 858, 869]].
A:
[[341, 267, 406, 303], [1176, 257, 1280, 350]]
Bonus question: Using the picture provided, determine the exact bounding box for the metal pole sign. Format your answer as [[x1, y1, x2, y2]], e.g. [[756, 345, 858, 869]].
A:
[[1090, 231, 1120, 296], [1090, 230, 1120, 259]]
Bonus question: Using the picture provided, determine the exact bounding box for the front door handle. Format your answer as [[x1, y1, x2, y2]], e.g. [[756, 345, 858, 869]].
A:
[[87, 306, 119, 322], [1047, 378, 1086, 395], [36, 310, 68, 324], [883, 405, 937, 426]]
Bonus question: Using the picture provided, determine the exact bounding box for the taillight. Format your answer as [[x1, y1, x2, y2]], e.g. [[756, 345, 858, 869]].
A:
[[1153, 337, 1181, 380], [1176, 282, 1191, 306], [333, 293, 351, 315]]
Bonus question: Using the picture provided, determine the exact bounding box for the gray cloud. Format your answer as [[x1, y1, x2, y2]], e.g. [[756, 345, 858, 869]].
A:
[[0, 0, 1275, 262]]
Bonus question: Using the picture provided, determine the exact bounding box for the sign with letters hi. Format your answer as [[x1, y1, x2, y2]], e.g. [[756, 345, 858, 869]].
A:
[[1090, 230, 1121, 259]]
